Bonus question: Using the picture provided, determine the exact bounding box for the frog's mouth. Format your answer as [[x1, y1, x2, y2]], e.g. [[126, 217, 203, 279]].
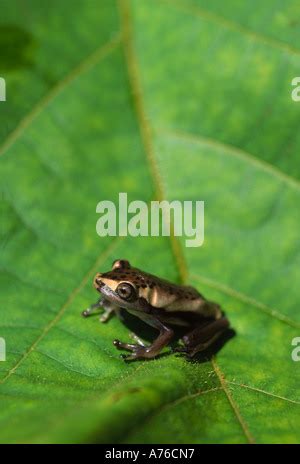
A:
[[95, 280, 126, 305], [94, 278, 111, 296]]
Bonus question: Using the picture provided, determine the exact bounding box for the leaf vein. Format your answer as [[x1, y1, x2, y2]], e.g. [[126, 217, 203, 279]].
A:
[[163, 0, 300, 58], [35, 349, 106, 380], [191, 273, 300, 329], [212, 358, 255, 443], [227, 380, 300, 405], [0, 33, 121, 159], [160, 129, 300, 193], [0, 237, 121, 384]]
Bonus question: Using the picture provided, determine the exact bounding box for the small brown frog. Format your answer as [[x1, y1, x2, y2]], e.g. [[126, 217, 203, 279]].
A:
[[82, 259, 229, 360]]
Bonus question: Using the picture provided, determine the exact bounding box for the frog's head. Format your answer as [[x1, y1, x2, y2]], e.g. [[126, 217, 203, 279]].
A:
[[93, 259, 139, 307]]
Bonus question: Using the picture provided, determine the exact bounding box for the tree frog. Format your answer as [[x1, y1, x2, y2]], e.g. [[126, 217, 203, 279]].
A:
[[82, 259, 230, 361]]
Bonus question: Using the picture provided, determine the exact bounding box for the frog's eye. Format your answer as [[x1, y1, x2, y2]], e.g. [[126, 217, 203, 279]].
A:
[[116, 282, 136, 301]]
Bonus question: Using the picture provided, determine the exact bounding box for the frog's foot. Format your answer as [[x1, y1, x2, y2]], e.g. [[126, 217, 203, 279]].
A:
[[113, 339, 148, 360], [180, 317, 229, 357], [82, 298, 118, 323], [82, 298, 102, 317], [113, 327, 174, 361]]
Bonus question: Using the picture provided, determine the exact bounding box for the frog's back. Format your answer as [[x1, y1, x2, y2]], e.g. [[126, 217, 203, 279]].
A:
[[128, 267, 203, 311], [100, 264, 221, 321]]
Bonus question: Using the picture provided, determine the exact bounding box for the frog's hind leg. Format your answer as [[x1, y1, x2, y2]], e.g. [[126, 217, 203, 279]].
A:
[[180, 317, 229, 357]]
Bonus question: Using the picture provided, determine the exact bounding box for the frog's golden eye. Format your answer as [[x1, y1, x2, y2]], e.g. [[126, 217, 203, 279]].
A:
[[116, 282, 136, 301]]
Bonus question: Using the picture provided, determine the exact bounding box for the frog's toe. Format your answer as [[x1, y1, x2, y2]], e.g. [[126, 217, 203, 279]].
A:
[[113, 339, 148, 360], [113, 339, 142, 352], [120, 352, 141, 361], [113, 339, 127, 349], [128, 332, 146, 347]]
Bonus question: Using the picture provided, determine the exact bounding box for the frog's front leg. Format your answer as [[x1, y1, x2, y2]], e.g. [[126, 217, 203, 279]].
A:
[[82, 297, 103, 317], [82, 297, 120, 323], [180, 317, 229, 357], [113, 298, 174, 361]]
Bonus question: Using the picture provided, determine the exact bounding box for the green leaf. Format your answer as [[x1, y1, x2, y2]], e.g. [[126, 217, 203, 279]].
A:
[[1, 0, 300, 444]]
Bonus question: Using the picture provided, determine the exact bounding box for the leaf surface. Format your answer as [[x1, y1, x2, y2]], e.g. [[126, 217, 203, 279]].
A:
[[0, 0, 300, 444]]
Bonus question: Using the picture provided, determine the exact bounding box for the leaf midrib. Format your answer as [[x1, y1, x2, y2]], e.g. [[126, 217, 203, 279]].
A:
[[118, 0, 255, 444], [121, 380, 300, 443]]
